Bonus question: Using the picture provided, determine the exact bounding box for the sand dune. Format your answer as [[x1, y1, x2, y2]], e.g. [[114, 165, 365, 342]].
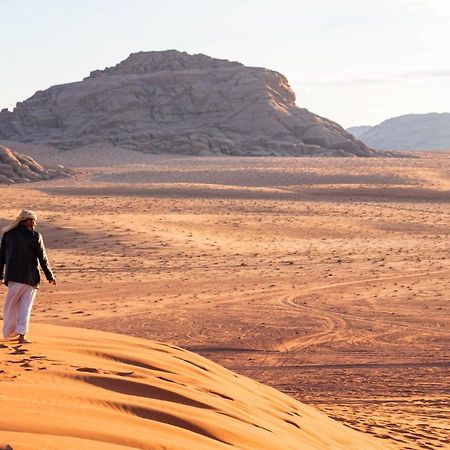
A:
[[0, 153, 449, 449], [0, 324, 390, 449]]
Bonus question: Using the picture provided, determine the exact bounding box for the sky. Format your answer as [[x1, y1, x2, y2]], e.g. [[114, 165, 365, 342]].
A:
[[1, 0, 450, 128]]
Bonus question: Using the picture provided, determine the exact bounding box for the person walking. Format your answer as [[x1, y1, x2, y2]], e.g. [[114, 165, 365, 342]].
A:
[[0, 209, 56, 344]]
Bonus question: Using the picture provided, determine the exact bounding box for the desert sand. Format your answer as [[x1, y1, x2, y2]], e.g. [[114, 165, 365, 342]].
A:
[[1, 151, 449, 449], [0, 324, 390, 449]]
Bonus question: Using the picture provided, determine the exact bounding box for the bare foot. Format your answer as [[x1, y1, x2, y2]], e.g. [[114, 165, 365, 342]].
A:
[[18, 335, 32, 344]]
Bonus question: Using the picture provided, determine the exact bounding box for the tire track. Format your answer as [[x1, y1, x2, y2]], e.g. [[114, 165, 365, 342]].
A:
[[274, 269, 449, 352]]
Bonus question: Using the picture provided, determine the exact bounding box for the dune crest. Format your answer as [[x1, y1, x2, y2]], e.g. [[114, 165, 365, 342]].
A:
[[0, 324, 391, 449]]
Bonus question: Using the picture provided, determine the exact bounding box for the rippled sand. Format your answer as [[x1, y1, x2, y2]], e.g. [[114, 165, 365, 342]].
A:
[[1, 152, 449, 449]]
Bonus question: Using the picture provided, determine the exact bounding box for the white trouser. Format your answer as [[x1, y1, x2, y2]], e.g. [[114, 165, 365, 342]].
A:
[[2, 281, 37, 338]]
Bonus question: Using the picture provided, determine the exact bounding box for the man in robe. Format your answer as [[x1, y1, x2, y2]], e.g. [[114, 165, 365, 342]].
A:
[[0, 209, 56, 344]]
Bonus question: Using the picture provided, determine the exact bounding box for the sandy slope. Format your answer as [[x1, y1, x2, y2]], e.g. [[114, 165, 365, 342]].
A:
[[0, 324, 390, 450], [0, 152, 449, 449]]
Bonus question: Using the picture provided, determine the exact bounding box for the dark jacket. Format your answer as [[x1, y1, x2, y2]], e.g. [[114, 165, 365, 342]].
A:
[[0, 224, 55, 288]]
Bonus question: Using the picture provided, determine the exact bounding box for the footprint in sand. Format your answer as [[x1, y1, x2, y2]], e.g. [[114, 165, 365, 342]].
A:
[[76, 367, 99, 373], [7, 358, 28, 365], [9, 346, 28, 355]]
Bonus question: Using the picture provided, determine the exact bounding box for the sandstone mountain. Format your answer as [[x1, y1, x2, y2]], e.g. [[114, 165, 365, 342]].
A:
[[0, 145, 72, 184], [347, 113, 450, 151], [0, 50, 385, 157]]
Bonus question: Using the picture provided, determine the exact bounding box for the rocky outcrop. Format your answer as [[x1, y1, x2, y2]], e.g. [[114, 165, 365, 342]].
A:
[[0, 145, 73, 184], [347, 113, 450, 151], [0, 50, 386, 157]]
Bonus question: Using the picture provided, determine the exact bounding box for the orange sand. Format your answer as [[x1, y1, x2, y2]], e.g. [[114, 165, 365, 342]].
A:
[[1, 152, 449, 449], [0, 324, 390, 449]]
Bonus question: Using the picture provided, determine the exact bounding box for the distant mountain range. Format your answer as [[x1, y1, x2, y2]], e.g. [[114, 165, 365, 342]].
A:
[[347, 113, 450, 151]]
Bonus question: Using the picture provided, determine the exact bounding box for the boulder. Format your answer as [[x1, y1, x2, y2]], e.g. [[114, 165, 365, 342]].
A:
[[0, 145, 73, 184]]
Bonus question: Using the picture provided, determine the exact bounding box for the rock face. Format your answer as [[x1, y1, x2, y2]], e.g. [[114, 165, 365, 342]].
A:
[[0, 145, 72, 184], [0, 50, 382, 157], [347, 113, 450, 151]]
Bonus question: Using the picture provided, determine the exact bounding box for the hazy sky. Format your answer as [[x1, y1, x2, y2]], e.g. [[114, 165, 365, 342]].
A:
[[1, 0, 449, 127]]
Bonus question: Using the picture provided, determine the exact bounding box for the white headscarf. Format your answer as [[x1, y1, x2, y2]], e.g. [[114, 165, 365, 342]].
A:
[[1, 209, 38, 235]]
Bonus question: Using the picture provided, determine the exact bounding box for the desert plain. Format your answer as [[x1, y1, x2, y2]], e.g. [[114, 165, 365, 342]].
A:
[[1, 150, 449, 449]]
